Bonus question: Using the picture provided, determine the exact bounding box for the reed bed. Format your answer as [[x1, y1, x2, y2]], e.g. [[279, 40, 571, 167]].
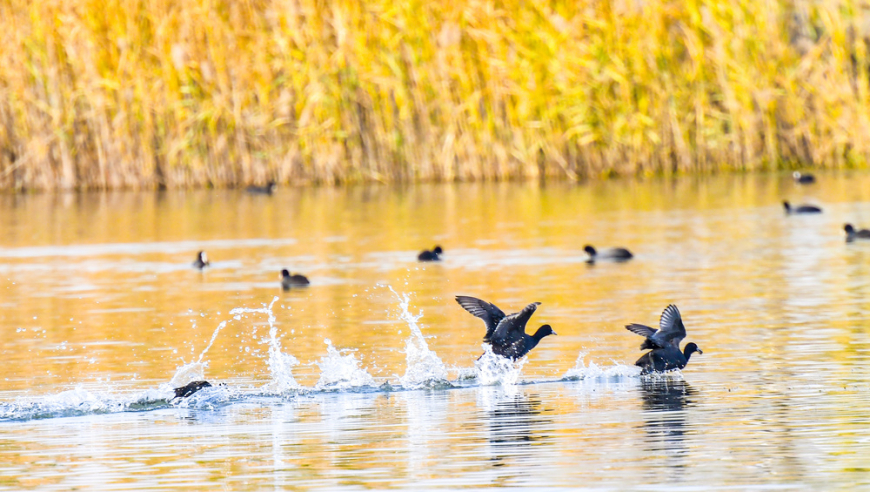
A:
[[0, 0, 869, 189]]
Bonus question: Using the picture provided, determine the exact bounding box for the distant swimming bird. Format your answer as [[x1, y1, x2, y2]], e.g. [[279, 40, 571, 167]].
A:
[[793, 171, 816, 184], [584, 245, 633, 263], [173, 380, 212, 399], [783, 201, 822, 214], [845, 224, 870, 242], [626, 304, 702, 375], [418, 245, 443, 262], [246, 181, 277, 195], [192, 251, 209, 270], [456, 296, 556, 360], [280, 269, 310, 290]]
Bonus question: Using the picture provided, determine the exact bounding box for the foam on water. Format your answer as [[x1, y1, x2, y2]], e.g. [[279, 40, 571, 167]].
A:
[[230, 296, 300, 394], [474, 344, 526, 386], [561, 352, 642, 381], [389, 288, 450, 389], [314, 339, 377, 391]]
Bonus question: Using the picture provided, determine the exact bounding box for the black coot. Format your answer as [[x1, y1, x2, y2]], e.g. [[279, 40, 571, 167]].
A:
[[192, 251, 209, 270], [783, 201, 822, 214], [247, 182, 277, 195], [625, 304, 702, 374], [173, 380, 212, 399], [456, 296, 556, 360], [281, 269, 310, 290], [584, 245, 633, 263], [418, 246, 443, 261], [844, 224, 870, 242]]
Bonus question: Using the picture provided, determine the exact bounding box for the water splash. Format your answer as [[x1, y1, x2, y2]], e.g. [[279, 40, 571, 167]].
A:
[[0, 386, 172, 421], [389, 288, 449, 389], [230, 297, 300, 394], [474, 345, 525, 386], [315, 339, 376, 391], [562, 352, 641, 381]]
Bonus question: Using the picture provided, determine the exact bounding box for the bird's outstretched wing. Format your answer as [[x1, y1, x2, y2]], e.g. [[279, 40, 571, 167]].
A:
[[656, 304, 686, 348], [455, 296, 507, 342], [491, 302, 541, 345]]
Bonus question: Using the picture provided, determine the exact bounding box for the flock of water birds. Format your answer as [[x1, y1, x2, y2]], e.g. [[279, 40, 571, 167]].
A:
[[173, 170, 853, 399]]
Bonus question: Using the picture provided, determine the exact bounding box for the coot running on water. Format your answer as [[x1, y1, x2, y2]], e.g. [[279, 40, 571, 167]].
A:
[[625, 304, 702, 374], [456, 296, 556, 360], [173, 380, 212, 399]]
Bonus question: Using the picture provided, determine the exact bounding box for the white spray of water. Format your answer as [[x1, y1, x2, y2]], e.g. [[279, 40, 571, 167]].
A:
[[315, 339, 376, 391], [168, 296, 300, 395], [474, 344, 526, 386], [166, 318, 231, 389], [389, 287, 449, 389], [562, 352, 642, 380], [230, 297, 300, 394]]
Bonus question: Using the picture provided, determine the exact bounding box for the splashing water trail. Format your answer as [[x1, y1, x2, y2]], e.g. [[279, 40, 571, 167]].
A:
[[562, 352, 642, 381], [165, 318, 232, 391], [167, 360, 208, 390], [389, 287, 449, 389], [230, 296, 300, 394], [474, 345, 525, 386], [315, 339, 376, 391]]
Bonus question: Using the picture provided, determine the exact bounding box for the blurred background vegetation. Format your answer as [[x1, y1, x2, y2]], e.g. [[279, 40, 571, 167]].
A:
[[2, 0, 870, 189]]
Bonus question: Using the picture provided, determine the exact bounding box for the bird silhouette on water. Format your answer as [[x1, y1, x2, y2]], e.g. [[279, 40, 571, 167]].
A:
[[783, 201, 822, 214], [281, 269, 310, 290], [418, 245, 443, 261], [584, 245, 633, 263], [172, 380, 212, 399], [793, 171, 816, 184], [456, 296, 556, 360], [844, 224, 870, 242], [192, 251, 209, 270], [246, 182, 277, 195], [626, 304, 702, 374]]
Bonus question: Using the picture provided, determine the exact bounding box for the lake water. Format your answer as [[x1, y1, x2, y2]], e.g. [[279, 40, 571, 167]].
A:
[[2, 174, 870, 490]]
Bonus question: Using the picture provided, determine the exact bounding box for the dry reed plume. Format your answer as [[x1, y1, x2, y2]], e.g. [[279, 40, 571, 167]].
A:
[[1, 0, 869, 189]]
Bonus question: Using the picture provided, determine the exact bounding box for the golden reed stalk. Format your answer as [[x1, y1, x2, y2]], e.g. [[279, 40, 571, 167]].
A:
[[0, 0, 868, 189]]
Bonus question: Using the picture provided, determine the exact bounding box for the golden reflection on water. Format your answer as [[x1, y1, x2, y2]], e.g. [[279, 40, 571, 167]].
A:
[[4, 172, 870, 487], [0, 172, 868, 391]]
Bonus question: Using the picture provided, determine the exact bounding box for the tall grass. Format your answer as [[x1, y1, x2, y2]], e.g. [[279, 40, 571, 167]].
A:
[[1, 0, 869, 189]]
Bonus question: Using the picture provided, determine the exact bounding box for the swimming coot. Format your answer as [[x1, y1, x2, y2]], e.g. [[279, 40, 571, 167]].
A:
[[844, 224, 870, 242], [246, 182, 277, 195], [783, 201, 822, 214], [173, 380, 212, 399], [418, 246, 443, 262], [793, 171, 816, 184], [625, 304, 702, 374], [281, 269, 310, 290], [192, 251, 209, 270], [456, 296, 556, 360], [584, 245, 633, 263]]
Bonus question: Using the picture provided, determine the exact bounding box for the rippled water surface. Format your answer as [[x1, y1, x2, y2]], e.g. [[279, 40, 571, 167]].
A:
[[3, 174, 870, 490]]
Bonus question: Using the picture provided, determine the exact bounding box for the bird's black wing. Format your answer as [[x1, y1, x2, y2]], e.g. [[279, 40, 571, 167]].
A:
[[653, 304, 686, 348], [491, 302, 541, 345], [455, 296, 507, 341], [625, 323, 657, 338]]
